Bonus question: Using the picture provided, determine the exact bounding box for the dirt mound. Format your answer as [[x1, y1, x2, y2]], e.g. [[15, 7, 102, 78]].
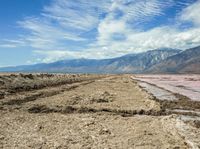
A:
[[91, 91, 114, 103]]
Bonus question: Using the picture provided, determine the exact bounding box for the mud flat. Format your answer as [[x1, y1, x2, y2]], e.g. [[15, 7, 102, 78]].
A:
[[0, 74, 200, 148]]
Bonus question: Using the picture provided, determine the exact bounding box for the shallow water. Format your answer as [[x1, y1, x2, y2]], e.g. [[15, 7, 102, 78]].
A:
[[134, 75, 200, 101]]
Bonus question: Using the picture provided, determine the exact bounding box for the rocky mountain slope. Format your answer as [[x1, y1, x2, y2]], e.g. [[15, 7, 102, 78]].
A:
[[146, 46, 200, 74]]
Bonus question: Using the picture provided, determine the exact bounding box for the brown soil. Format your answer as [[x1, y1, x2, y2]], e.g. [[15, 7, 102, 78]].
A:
[[0, 73, 199, 148]]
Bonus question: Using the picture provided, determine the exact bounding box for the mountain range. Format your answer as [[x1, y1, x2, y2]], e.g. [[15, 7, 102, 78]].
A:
[[146, 46, 200, 74], [0, 46, 200, 74]]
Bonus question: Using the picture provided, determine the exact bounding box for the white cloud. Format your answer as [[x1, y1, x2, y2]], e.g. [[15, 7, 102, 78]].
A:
[[1, 0, 200, 63], [121, 0, 171, 23], [9, 0, 113, 51], [43, 0, 110, 31], [17, 17, 85, 50], [34, 49, 109, 63], [180, 0, 200, 26], [90, 0, 200, 57], [0, 44, 17, 48], [0, 39, 26, 48], [34, 50, 71, 63], [94, 0, 172, 51]]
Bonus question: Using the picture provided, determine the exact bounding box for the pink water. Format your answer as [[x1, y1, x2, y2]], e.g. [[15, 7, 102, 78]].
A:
[[134, 75, 200, 101]]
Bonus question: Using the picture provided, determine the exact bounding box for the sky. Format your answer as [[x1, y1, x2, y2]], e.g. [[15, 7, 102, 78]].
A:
[[0, 0, 200, 67]]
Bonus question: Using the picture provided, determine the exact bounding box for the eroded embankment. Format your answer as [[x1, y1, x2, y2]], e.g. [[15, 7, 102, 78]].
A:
[[27, 104, 167, 117]]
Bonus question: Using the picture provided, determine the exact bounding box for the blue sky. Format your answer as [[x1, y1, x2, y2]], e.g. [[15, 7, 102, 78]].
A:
[[0, 0, 200, 67]]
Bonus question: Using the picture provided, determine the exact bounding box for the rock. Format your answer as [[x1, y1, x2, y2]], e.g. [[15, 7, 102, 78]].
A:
[[0, 92, 4, 99], [99, 128, 111, 135]]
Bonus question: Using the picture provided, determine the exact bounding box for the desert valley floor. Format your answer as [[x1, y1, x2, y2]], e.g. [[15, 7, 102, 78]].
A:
[[0, 73, 200, 149]]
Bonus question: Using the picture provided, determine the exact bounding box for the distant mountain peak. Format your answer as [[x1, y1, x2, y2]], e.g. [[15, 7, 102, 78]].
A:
[[146, 46, 200, 74]]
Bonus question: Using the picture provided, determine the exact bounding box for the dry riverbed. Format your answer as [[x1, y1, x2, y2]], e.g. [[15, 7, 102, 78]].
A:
[[0, 73, 199, 148]]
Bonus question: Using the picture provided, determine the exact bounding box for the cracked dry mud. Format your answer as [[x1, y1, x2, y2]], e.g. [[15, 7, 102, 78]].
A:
[[0, 74, 200, 149]]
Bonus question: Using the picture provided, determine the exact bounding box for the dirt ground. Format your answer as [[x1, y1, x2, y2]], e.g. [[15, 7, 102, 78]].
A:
[[0, 74, 199, 148]]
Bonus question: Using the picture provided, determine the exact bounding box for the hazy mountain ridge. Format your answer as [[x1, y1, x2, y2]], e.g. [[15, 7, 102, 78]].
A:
[[0, 48, 181, 73], [146, 46, 200, 74]]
